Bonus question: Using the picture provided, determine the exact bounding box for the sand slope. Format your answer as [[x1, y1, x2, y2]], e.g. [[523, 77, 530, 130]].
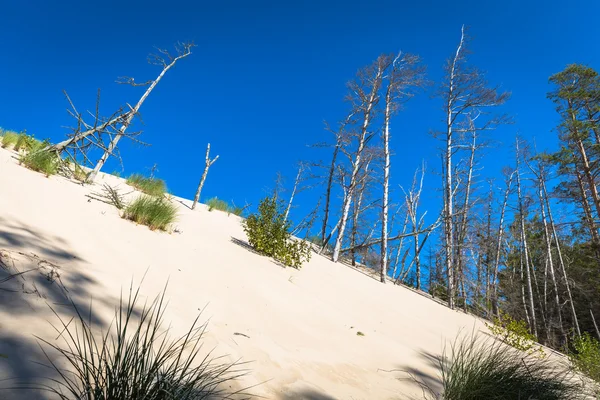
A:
[[0, 147, 489, 399]]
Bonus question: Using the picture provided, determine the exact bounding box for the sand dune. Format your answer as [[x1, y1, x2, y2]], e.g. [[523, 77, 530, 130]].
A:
[[0, 147, 490, 399]]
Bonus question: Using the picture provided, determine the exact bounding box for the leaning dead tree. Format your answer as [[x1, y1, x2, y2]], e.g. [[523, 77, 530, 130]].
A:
[[87, 42, 194, 182], [46, 90, 142, 173], [46, 42, 194, 182], [192, 143, 219, 210]]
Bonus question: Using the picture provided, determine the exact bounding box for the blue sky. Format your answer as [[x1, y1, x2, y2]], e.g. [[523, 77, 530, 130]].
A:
[[2, 0, 599, 232]]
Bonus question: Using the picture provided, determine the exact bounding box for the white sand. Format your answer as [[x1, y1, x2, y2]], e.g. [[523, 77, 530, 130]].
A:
[[0, 147, 490, 399]]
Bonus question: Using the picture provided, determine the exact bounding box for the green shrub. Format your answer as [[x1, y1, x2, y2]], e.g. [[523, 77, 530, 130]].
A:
[[1, 131, 19, 148], [435, 334, 580, 400], [73, 162, 89, 182], [19, 145, 60, 177], [34, 286, 249, 399], [485, 312, 545, 357], [123, 195, 177, 231], [126, 173, 166, 197], [243, 196, 311, 269], [569, 333, 600, 384]]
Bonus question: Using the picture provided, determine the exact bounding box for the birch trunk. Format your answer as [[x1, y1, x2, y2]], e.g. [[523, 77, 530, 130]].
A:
[[192, 143, 219, 210], [284, 165, 303, 222], [331, 63, 385, 263], [516, 140, 538, 337], [540, 170, 581, 336], [380, 71, 393, 283], [443, 27, 465, 309]]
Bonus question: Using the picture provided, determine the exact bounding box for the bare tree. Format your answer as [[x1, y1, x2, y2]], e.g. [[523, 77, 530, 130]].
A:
[[515, 138, 538, 337], [491, 168, 515, 316], [86, 42, 195, 182], [330, 56, 389, 263], [401, 163, 427, 289], [192, 143, 219, 210], [284, 163, 308, 222], [437, 26, 509, 309], [379, 52, 426, 283]]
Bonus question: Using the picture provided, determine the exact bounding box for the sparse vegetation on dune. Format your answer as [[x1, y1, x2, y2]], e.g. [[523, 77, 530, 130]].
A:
[[243, 196, 311, 269], [127, 173, 167, 197], [429, 334, 581, 400], [123, 195, 177, 231], [33, 286, 250, 399], [19, 144, 60, 177], [206, 197, 244, 216], [14, 132, 43, 153], [1, 130, 19, 148]]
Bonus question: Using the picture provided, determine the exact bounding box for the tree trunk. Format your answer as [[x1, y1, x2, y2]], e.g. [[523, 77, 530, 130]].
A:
[[284, 165, 303, 222], [192, 143, 219, 210], [516, 140, 538, 337], [332, 62, 384, 263], [87, 50, 191, 182]]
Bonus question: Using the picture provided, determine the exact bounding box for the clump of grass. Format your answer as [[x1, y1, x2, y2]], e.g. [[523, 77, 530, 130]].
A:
[[73, 162, 89, 182], [14, 133, 42, 153], [206, 197, 244, 216], [431, 334, 581, 400], [126, 173, 166, 197], [356, 331, 365, 337], [87, 184, 126, 210], [1, 131, 19, 148], [123, 195, 177, 231], [34, 285, 250, 399], [19, 146, 60, 177]]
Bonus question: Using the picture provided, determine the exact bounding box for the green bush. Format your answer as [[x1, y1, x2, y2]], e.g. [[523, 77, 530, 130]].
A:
[[569, 333, 600, 384], [485, 312, 545, 357], [1, 131, 19, 148], [206, 197, 243, 216], [19, 145, 60, 177], [123, 195, 177, 231], [435, 334, 580, 400], [126, 173, 166, 197], [243, 196, 311, 269], [34, 286, 248, 399]]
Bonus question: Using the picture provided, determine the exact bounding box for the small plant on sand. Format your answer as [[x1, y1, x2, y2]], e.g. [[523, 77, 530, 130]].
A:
[[33, 286, 250, 399], [206, 197, 244, 216], [1, 130, 19, 148], [429, 334, 581, 400], [123, 195, 177, 231], [19, 144, 60, 177], [14, 132, 42, 153], [127, 173, 166, 197], [485, 312, 545, 357], [569, 333, 600, 385], [243, 195, 311, 269]]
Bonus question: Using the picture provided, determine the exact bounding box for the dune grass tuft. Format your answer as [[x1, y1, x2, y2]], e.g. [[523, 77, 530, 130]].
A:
[[14, 133, 43, 153], [1, 131, 19, 148], [123, 195, 177, 231], [33, 285, 250, 399], [433, 334, 581, 400], [19, 146, 60, 177], [206, 197, 244, 216], [126, 173, 166, 197]]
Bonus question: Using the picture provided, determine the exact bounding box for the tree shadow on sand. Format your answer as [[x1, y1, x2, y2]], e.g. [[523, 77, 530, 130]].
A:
[[388, 348, 444, 399], [0, 217, 117, 399], [279, 388, 337, 400]]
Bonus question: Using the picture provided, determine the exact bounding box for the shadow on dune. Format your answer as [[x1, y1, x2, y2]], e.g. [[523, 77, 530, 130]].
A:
[[230, 237, 287, 268], [391, 348, 443, 399], [0, 216, 81, 263], [279, 388, 337, 400], [0, 218, 116, 398]]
